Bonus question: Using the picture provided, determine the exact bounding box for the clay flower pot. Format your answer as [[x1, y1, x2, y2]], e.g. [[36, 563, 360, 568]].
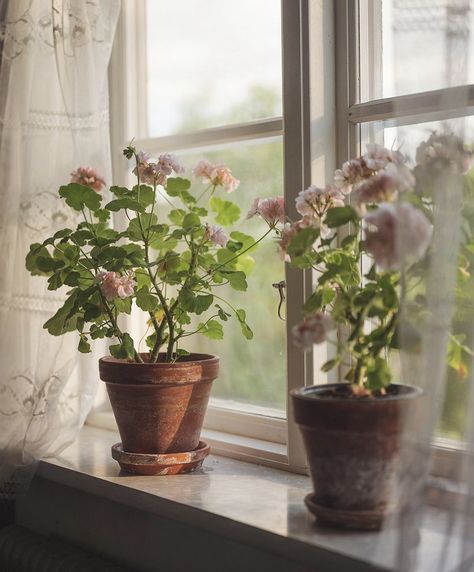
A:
[[99, 353, 219, 475], [292, 383, 423, 530]]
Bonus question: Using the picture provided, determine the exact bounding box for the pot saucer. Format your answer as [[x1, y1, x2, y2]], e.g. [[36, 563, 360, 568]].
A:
[[304, 493, 386, 531], [111, 441, 210, 476]]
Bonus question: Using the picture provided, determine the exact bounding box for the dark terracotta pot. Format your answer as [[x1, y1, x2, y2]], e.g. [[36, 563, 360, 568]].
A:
[[99, 353, 219, 455], [292, 383, 423, 530]]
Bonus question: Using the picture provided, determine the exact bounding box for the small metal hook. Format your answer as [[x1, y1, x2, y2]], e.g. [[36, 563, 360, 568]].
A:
[[272, 280, 286, 321]]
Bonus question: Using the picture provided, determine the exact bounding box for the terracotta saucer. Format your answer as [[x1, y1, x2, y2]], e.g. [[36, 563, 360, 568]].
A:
[[111, 441, 210, 476], [304, 493, 387, 531]]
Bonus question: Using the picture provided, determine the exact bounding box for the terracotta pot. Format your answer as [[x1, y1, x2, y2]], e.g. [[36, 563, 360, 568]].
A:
[[99, 353, 219, 455], [291, 383, 423, 530]]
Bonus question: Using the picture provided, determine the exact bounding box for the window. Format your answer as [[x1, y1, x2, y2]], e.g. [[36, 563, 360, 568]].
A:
[[337, 0, 474, 445], [101, 0, 329, 471], [95, 1, 471, 473]]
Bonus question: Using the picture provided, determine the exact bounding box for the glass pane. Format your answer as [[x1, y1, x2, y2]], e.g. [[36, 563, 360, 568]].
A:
[[180, 139, 286, 413], [360, 116, 474, 440], [146, 0, 282, 136], [360, 0, 474, 102]]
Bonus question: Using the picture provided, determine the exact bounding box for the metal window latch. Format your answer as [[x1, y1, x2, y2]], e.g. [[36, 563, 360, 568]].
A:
[[272, 280, 286, 321]]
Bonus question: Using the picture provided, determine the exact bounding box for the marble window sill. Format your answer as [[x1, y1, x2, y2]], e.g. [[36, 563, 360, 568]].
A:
[[20, 425, 467, 572]]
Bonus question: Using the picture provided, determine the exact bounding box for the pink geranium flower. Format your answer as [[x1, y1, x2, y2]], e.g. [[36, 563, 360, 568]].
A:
[[292, 312, 335, 350], [96, 271, 137, 301], [70, 167, 106, 192], [364, 202, 432, 271], [204, 224, 228, 247], [192, 159, 240, 193], [295, 185, 344, 219], [246, 197, 285, 226], [133, 151, 184, 186]]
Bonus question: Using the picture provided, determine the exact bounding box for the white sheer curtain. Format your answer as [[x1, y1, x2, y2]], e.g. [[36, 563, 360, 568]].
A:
[[0, 0, 120, 492]]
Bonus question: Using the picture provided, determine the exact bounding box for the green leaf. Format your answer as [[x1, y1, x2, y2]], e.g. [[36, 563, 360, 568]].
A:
[[36, 256, 65, 273], [229, 231, 256, 251], [26, 244, 51, 275], [127, 214, 158, 241], [321, 358, 338, 373], [303, 290, 323, 313], [366, 357, 392, 391], [110, 185, 130, 198], [215, 304, 231, 321], [222, 271, 248, 291], [194, 294, 214, 315], [133, 184, 155, 207], [43, 290, 80, 335], [135, 287, 159, 312], [179, 289, 213, 315], [166, 177, 191, 197], [236, 308, 253, 340], [59, 183, 102, 212], [235, 254, 255, 275], [168, 209, 186, 226], [198, 319, 224, 340], [78, 335, 91, 354], [109, 333, 135, 360], [287, 228, 320, 257], [182, 213, 201, 231], [210, 197, 241, 226], [105, 198, 145, 213], [325, 206, 359, 228]]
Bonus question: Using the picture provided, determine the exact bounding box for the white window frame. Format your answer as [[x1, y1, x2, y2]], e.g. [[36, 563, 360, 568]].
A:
[[86, 0, 340, 474]]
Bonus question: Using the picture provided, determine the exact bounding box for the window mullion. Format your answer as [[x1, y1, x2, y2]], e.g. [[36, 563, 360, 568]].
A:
[[349, 84, 474, 125], [133, 117, 283, 154]]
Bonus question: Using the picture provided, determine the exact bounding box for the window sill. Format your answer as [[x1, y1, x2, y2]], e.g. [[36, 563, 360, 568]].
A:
[[16, 426, 468, 572]]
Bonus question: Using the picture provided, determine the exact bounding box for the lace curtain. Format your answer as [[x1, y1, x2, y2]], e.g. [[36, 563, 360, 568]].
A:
[[0, 0, 120, 491]]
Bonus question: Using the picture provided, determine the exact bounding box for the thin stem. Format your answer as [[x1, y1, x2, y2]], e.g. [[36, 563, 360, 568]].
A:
[[201, 226, 274, 282]]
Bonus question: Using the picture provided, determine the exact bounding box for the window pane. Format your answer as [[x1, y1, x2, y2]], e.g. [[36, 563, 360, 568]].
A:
[[146, 0, 282, 136], [360, 117, 474, 440], [180, 139, 286, 413], [360, 0, 474, 102]]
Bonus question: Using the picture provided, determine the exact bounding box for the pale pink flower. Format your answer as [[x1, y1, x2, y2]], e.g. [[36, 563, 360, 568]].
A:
[[292, 312, 335, 350], [278, 222, 301, 261], [364, 202, 432, 271], [246, 196, 285, 226], [193, 159, 240, 193], [157, 153, 185, 176], [204, 224, 228, 247], [353, 163, 415, 211], [334, 158, 371, 194], [96, 270, 136, 301], [211, 165, 240, 193], [133, 151, 184, 186], [363, 144, 394, 171], [70, 166, 106, 192], [295, 185, 345, 219], [415, 132, 472, 175], [133, 153, 158, 185], [193, 159, 215, 181]]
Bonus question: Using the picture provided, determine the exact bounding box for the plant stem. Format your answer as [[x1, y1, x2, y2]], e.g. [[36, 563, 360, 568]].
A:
[[201, 226, 274, 282], [99, 291, 143, 363]]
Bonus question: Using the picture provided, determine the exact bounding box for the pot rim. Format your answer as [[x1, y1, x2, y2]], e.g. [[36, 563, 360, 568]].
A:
[[99, 352, 219, 368], [291, 382, 423, 403]]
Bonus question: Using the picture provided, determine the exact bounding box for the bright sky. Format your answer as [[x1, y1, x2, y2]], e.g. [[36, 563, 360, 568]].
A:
[[146, 0, 282, 136]]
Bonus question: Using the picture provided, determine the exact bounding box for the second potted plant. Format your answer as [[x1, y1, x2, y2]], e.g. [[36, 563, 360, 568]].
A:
[[249, 133, 472, 529]]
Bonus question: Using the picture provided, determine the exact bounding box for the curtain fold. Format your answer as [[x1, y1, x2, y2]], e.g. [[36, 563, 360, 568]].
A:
[[0, 0, 120, 489]]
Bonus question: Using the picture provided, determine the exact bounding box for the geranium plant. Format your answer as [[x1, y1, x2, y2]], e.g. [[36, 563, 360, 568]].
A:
[[25, 145, 283, 363], [249, 133, 473, 394]]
